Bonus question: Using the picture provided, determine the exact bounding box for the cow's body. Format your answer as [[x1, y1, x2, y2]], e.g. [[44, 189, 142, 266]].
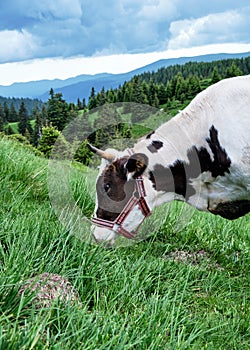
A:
[[90, 75, 250, 243]]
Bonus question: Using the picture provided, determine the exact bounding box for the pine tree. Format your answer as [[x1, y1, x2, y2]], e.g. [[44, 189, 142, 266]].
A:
[[106, 89, 115, 103], [77, 98, 82, 110], [152, 93, 159, 108], [211, 67, 221, 84], [9, 102, 18, 122], [68, 103, 78, 123], [3, 102, 9, 123], [38, 124, 60, 157], [131, 76, 147, 104], [157, 83, 167, 105], [52, 133, 73, 160], [148, 79, 156, 106], [166, 81, 173, 100], [226, 62, 242, 78], [47, 89, 69, 131], [187, 75, 201, 99], [41, 105, 47, 126], [63, 109, 93, 144], [74, 139, 93, 165], [0, 104, 5, 132], [97, 87, 106, 106], [82, 98, 87, 110], [93, 103, 120, 149], [116, 86, 124, 102], [175, 72, 186, 101], [33, 106, 43, 147], [88, 87, 97, 110], [0, 115, 4, 133], [18, 101, 33, 137], [123, 89, 131, 102]]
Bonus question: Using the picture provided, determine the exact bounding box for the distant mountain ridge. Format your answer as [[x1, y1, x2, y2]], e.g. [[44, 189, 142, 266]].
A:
[[1, 52, 249, 103]]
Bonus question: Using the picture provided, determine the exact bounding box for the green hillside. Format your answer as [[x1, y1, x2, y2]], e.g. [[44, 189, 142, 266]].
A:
[[0, 137, 249, 349]]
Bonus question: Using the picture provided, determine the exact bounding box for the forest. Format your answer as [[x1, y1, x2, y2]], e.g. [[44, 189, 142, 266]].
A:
[[0, 55, 249, 164]]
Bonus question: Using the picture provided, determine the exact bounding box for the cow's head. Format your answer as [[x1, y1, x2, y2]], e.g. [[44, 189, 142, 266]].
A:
[[88, 144, 149, 245]]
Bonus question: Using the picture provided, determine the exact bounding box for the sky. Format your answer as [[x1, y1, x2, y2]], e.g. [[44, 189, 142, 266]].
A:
[[0, 0, 250, 85]]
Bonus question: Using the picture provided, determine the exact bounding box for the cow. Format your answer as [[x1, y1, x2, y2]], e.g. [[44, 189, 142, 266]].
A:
[[88, 75, 250, 244]]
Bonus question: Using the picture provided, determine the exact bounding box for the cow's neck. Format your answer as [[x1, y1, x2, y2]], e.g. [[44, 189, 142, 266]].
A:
[[129, 113, 231, 213]]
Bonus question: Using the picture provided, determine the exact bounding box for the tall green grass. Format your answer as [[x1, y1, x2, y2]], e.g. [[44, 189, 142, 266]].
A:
[[0, 137, 249, 349]]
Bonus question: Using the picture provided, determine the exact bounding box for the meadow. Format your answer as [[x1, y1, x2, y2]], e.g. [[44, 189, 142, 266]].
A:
[[0, 136, 249, 349]]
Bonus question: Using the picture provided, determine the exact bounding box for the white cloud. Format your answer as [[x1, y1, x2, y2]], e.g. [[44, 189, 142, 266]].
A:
[[138, 0, 178, 21], [168, 8, 250, 49], [16, 0, 82, 20], [0, 29, 38, 61], [0, 0, 250, 63]]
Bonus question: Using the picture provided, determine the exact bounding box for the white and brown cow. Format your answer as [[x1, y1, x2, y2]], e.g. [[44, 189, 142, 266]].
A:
[[88, 75, 250, 244]]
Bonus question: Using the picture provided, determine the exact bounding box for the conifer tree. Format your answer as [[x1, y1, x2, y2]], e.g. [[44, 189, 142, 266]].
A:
[[74, 139, 92, 165], [175, 72, 186, 101], [82, 98, 87, 110], [88, 87, 97, 110], [41, 105, 47, 125], [9, 102, 18, 122], [33, 106, 43, 147], [93, 103, 120, 149], [226, 62, 242, 78], [130, 76, 147, 104], [211, 67, 221, 84], [18, 101, 33, 138], [157, 83, 167, 105], [106, 89, 116, 103], [152, 93, 159, 108], [123, 89, 131, 102], [0, 104, 5, 132], [38, 124, 60, 157], [0, 114, 4, 133], [187, 75, 201, 99], [148, 79, 156, 106], [97, 87, 106, 106], [3, 102, 9, 123], [47, 88, 69, 131], [166, 81, 173, 100], [77, 98, 82, 110]]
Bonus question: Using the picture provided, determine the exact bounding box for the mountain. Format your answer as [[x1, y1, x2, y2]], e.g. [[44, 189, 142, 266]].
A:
[[0, 73, 111, 100], [1, 52, 250, 103]]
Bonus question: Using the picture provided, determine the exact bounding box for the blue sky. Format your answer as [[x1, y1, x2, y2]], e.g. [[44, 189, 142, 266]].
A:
[[0, 0, 250, 85]]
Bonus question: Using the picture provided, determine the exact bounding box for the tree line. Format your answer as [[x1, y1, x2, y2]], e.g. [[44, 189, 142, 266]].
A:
[[0, 97, 43, 119], [0, 56, 249, 164], [87, 57, 248, 111]]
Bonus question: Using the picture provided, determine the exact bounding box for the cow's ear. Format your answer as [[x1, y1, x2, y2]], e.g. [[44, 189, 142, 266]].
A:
[[126, 153, 148, 178]]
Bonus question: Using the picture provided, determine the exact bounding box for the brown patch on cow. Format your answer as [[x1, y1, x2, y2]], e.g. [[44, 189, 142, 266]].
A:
[[149, 125, 231, 199], [96, 207, 121, 222], [147, 140, 164, 153], [96, 156, 134, 221], [209, 200, 250, 220], [146, 130, 155, 139]]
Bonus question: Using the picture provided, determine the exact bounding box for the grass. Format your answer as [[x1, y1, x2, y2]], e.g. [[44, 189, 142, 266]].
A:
[[6, 120, 35, 134], [0, 136, 249, 349]]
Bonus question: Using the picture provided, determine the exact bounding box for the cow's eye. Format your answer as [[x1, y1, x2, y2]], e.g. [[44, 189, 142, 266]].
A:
[[104, 183, 111, 192]]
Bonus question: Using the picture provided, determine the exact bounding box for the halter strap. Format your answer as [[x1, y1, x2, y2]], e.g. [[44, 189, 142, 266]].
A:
[[92, 175, 151, 239]]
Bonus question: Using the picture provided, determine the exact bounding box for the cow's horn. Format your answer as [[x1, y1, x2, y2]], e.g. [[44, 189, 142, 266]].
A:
[[87, 143, 115, 162]]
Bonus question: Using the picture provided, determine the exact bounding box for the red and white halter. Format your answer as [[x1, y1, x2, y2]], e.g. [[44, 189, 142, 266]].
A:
[[92, 175, 151, 239]]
